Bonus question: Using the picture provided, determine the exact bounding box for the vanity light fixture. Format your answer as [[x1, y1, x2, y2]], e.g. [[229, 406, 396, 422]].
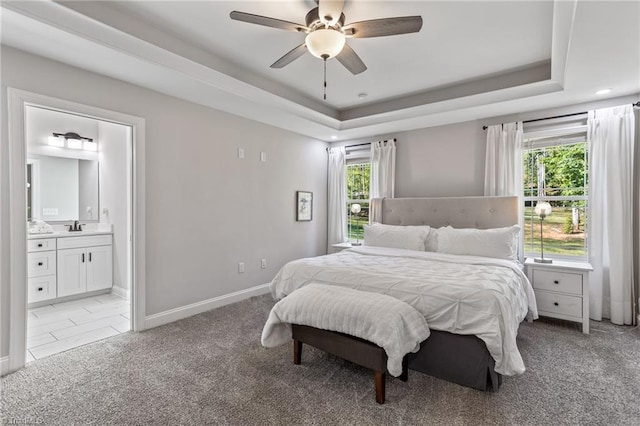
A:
[[67, 138, 83, 149], [47, 135, 65, 147], [83, 140, 98, 151], [48, 132, 96, 151]]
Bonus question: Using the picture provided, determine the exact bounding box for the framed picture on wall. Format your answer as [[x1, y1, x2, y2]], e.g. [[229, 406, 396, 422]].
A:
[[296, 191, 313, 221]]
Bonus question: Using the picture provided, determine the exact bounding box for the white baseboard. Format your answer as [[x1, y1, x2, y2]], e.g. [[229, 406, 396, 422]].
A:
[[145, 283, 271, 330], [1, 356, 10, 377], [111, 286, 130, 300]]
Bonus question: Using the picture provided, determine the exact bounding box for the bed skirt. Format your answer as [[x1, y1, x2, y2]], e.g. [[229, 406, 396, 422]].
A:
[[407, 330, 502, 391]]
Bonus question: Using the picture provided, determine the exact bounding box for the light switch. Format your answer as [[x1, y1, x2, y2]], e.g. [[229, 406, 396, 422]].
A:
[[260, 151, 267, 162], [238, 148, 245, 159], [42, 208, 58, 216], [261, 259, 267, 269], [238, 262, 245, 273]]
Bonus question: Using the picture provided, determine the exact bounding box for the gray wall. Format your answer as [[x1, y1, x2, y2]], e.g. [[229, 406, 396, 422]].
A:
[[0, 46, 328, 358], [98, 121, 130, 294], [394, 121, 486, 197], [331, 120, 487, 198]]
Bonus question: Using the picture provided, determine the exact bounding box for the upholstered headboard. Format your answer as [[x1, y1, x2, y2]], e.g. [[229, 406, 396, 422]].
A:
[[374, 196, 518, 229]]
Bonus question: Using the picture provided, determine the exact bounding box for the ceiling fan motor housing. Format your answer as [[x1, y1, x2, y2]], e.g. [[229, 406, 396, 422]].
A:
[[305, 7, 345, 29]]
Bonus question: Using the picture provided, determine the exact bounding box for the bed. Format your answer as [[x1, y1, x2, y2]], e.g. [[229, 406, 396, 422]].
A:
[[265, 196, 538, 392]]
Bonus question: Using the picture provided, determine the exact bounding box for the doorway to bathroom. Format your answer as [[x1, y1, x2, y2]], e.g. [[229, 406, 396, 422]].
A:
[[6, 88, 146, 374], [24, 105, 133, 361]]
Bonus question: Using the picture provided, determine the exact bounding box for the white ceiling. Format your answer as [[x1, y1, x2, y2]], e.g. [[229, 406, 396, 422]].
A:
[[1, 1, 639, 141]]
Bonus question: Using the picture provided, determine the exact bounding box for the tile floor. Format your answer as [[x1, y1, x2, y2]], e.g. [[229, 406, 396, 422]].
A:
[[26, 293, 131, 362]]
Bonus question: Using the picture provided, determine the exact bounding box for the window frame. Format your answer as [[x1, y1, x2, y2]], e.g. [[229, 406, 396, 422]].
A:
[[522, 131, 589, 261], [345, 145, 371, 243]]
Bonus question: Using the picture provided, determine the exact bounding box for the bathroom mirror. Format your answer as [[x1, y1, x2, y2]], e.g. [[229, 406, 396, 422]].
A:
[[27, 155, 99, 222]]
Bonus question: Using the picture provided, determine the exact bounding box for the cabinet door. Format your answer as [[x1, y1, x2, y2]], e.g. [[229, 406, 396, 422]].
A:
[[57, 248, 87, 297], [86, 245, 113, 292]]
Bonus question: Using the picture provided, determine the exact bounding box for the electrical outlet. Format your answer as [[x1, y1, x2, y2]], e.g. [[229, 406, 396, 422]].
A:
[[238, 262, 245, 273], [261, 259, 267, 269], [238, 148, 245, 159]]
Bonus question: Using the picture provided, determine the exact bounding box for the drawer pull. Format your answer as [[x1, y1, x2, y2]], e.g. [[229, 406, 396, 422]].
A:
[[37, 243, 43, 247], [38, 287, 43, 291], [37, 262, 43, 266], [554, 302, 559, 306], [553, 280, 559, 284], [89, 252, 92, 262], [82, 253, 85, 263]]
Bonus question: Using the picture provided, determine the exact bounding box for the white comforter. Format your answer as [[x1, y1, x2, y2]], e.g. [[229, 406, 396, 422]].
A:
[[269, 246, 538, 376], [262, 283, 431, 377]]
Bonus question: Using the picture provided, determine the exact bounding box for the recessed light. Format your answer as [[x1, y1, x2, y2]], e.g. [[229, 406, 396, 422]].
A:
[[596, 88, 612, 95], [330, 135, 338, 140], [358, 93, 368, 99]]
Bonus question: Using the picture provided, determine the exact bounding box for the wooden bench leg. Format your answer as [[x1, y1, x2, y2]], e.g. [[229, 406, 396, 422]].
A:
[[375, 371, 386, 404], [293, 339, 302, 365], [399, 355, 408, 382]]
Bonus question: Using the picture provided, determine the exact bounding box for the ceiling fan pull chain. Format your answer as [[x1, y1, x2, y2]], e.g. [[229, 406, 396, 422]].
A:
[[323, 54, 328, 100]]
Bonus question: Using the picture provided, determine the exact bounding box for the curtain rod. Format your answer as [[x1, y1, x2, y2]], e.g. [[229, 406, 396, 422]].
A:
[[482, 101, 640, 130], [326, 138, 397, 152]]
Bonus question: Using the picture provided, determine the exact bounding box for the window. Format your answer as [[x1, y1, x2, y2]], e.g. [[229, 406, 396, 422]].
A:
[[347, 162, 370, 242], [523, 134, 588, 258]]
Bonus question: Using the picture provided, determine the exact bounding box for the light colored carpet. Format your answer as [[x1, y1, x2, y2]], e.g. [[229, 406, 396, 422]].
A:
[[1, 294, 639, 425]]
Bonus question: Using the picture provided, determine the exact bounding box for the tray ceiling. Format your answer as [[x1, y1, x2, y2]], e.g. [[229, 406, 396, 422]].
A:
[[1, 1, 638, 141]]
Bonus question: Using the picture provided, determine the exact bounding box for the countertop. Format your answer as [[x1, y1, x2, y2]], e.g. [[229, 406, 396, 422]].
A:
[[28, 230, 113, 239]]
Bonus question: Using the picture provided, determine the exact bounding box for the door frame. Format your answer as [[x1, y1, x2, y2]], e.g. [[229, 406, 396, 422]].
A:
[[6, 88, 146, 373]]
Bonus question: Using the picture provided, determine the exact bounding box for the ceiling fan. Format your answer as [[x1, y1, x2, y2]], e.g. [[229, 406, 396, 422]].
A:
[[230, 0, 423, 99]]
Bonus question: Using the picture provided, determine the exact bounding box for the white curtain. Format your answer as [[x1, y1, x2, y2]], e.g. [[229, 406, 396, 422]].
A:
[[370, 139, 396, 199], [327, 147, 347, 251], [484, 122, 524, 196], [484, 122, 524, 258], [587, 105, 635, 324]]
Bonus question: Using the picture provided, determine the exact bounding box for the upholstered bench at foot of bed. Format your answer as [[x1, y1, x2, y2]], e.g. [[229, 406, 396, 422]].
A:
[[291, 324, 408, 404]]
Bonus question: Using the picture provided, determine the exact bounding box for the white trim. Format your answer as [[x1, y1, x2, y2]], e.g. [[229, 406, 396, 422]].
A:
[[145, 283, 271, 330], [0, 356, 9, 376], [111, 286, 130, 301], [6, 88, 146, 375]]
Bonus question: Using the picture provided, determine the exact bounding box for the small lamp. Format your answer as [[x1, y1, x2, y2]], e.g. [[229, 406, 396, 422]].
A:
[[350, 203, 362, 246], [534, 201, 553, 263]]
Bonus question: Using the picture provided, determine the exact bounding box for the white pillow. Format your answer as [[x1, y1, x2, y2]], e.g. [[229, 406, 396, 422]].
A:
[[436, 225, 520, 261], [425, 226, 446, 252], [363, 223, 430, 252]]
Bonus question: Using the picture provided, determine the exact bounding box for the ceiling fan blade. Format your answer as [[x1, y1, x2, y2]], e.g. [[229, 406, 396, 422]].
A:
[[271, 44, 308, 69], [344, 16, 423, 38], [318, 0, 345, 26], [230, 11, 308, 32], [336, 44, 367, 75]]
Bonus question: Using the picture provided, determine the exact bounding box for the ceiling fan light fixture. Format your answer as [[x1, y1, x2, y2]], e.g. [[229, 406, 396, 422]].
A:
[[305, 29, 345, 59]]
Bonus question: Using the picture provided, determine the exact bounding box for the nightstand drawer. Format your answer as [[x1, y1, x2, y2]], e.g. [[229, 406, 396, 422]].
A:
[[535, 290, 582, 318], [532, 269, 582, 295]]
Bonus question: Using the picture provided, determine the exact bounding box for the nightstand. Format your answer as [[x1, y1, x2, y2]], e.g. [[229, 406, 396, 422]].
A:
[[331, 242, 356, 253], [525, 258, 593, 334]]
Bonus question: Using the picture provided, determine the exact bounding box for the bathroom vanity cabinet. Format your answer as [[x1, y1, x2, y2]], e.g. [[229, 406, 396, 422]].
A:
[[28, 233, 113, 304]]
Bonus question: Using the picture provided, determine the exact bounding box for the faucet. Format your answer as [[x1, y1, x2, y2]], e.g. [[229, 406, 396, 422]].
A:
[[69, 220, 83, 232]]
